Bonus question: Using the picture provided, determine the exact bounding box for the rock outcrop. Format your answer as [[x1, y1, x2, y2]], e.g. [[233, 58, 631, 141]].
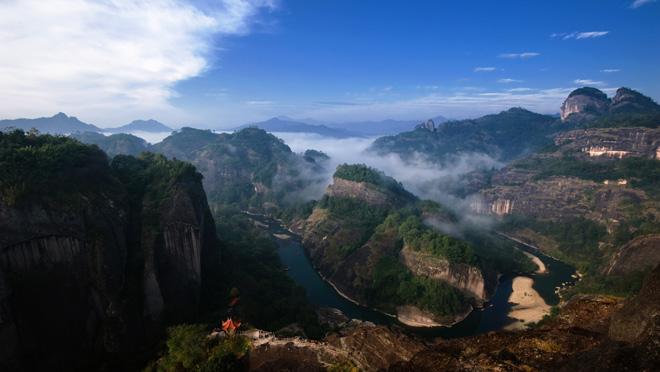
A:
[[554, 127, 660, 160], [560, 87, 611, 122], [606, 234, 660, 276], [611, 87, 660, 114], [249, 317, 426, 371], [326, 177, 392, 207], [560, 87, 660, 123], [0, 135, 219, 371], [415, 119, 436, 132], [399, 245, 489, 301]]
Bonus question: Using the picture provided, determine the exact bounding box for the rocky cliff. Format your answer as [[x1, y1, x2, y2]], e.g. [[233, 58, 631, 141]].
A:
[[471, 125, 660, 277], [399, 245, 489, 301], [560, 87, 611, 122], [0, 132, 219, 370], [560, 87, 660, 123]]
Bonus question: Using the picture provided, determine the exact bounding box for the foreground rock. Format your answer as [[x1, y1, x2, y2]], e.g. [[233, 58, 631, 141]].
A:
[[249, 320, 426, 371]]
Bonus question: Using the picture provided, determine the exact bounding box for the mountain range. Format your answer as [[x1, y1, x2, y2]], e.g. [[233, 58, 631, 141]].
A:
[[0, 113, 173, 135]]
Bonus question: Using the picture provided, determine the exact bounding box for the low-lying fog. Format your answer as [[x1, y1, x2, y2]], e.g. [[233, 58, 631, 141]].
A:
[[273, 132, 502, 230]]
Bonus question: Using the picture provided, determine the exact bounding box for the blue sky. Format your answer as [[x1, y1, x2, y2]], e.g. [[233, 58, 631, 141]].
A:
[[1, 0, 658, 128]]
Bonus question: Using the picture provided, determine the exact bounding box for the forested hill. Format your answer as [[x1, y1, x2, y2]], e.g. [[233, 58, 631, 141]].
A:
[[369, 107, 558, 162], [151, 127, 329, 212]]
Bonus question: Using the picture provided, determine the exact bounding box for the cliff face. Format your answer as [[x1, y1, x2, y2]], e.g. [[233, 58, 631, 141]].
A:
[[560, 87, 660, 123], [399, 245, 489, 301], [471, 126, 660, 276], [560, 87, 611, 122], [605, 234, 660, 276], [0, 134, 219, 370], [554, 127, 660, 160]]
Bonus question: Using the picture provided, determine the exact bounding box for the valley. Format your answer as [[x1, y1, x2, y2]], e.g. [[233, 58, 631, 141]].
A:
[[1, 86, 659, 371]]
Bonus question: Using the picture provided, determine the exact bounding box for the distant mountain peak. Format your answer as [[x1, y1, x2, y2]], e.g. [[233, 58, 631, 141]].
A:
[[107, 119, 173, 133]]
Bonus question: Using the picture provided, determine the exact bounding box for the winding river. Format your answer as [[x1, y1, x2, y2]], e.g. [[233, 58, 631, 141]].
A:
[[251, 214, 577, 339]]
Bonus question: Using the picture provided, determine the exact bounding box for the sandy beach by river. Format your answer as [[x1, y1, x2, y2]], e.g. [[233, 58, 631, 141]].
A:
[[523, 251, 547, 274], [505, 276, 550, 330]]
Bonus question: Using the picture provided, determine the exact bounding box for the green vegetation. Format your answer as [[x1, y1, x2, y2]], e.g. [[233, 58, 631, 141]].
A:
[[333, 163, 415, 200], [145, 324, 250, 372], [568, 87, 609, 100], [369, 256, 466, 316], [501, 216, 607, 274], [207, 205, 322, 339], [370, 108, 559, 162], [578, 112, 660, 129], [154, 127, 326, 212], [70, 131, 149, 157], [0, 129, 118, 205], [563, 269, 650, 300], [514, 154, 660, 197], [317, 195, 389, 254], [398, 215, 476, 265]]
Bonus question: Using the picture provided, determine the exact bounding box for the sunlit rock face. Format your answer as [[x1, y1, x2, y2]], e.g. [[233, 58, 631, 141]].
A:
[[560, 87, 660, 123], [560, 87, 611, 122], [554, 127, 660, 160]]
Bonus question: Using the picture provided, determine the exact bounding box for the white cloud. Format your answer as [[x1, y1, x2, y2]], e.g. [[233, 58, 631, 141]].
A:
[[498, 52, 540, 59], [574, 79, 606, 86], [553, 31, 609, 40], [272, 132, 503, 206], [497, 78, 524, 84], [631, 0, 656, 8], [474, 67, 496, 72], [601, 69, 621, 73], [0, 0, 275, 126]]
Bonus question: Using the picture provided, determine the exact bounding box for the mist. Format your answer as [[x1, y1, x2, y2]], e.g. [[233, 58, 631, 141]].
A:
[[272, 132, 502, 229]]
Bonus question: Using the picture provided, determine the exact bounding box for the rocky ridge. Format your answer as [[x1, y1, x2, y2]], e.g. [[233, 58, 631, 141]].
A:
[[560, 87, 660, 123]]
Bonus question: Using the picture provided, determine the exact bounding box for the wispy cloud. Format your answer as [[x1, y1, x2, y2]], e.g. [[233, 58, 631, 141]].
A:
[[499, 52, 540, 59], [574, 79, 606, 86], [0, 0, 277, 126], [313, 101, 364, 106], [601, 69, 621, 73], [497, 78, 524, 84], [474, 67, 496, 72], [416, 85, 440, 91], [552, 31, 609, 40], [246, 100, 275, 105], [631, 0, 656, 8]]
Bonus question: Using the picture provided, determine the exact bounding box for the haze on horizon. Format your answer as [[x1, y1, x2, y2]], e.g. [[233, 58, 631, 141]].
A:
[[1, 0, 659, 128]]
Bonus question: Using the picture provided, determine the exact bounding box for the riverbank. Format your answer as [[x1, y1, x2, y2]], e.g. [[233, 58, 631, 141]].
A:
[[523, 251, 547, 274], [505, 277, 551, 330]]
